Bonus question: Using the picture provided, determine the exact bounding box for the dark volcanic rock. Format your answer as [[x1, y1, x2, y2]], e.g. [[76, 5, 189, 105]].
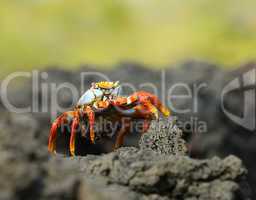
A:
[[0, 112, 251, 200], [77, 147, 250, 200]]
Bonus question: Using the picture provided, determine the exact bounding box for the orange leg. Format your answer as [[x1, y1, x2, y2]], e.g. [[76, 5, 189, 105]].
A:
[[132, 91, 170, 117], [69, 113, 80, 156], [144, 102, 159, 119], [48, 114, 68, 153], [114, 118, 131, 149], [48, 119, 60, 153], [146, 92, 170, 117], [84, 106, 95, 143]]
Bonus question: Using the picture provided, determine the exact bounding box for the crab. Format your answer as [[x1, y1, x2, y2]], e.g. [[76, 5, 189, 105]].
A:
[[48, 81, 170, 156]]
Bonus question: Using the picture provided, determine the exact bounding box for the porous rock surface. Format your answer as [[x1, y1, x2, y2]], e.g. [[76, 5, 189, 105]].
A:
[[139, 117, 187, 155], [79, 148, 248, 200], [0, 112, 251, 200]]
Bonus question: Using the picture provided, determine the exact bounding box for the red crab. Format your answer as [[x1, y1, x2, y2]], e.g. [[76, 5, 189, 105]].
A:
[[48, 81, 170, 156]]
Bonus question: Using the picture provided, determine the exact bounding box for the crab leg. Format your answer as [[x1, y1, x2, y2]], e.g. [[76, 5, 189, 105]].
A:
[[48, 114, 66, 153], [114, 118, 131, 149], [153, 100, 170, 117], [144, 102, 159, 119], [69, 112, 80, 156], [133, 91, 170, 117], [146, 93, 170, 117], [84, 106, 95, 143], [48, 119, 60, 153]]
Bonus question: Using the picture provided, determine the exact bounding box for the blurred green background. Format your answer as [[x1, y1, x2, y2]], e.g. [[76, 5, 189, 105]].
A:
[[1, 0, 256, 77]]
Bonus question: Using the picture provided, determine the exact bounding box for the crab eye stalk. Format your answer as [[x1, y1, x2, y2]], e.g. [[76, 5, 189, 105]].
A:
[[114, 81, 119, 88], [91, 82, 97, 89], [111, 86, 121, 97]]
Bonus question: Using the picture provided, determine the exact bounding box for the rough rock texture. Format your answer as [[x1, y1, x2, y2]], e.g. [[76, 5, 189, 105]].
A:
[[0, 112, 252, 200], [139, 117, 187, 155], [79, 147, 249, 200]]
